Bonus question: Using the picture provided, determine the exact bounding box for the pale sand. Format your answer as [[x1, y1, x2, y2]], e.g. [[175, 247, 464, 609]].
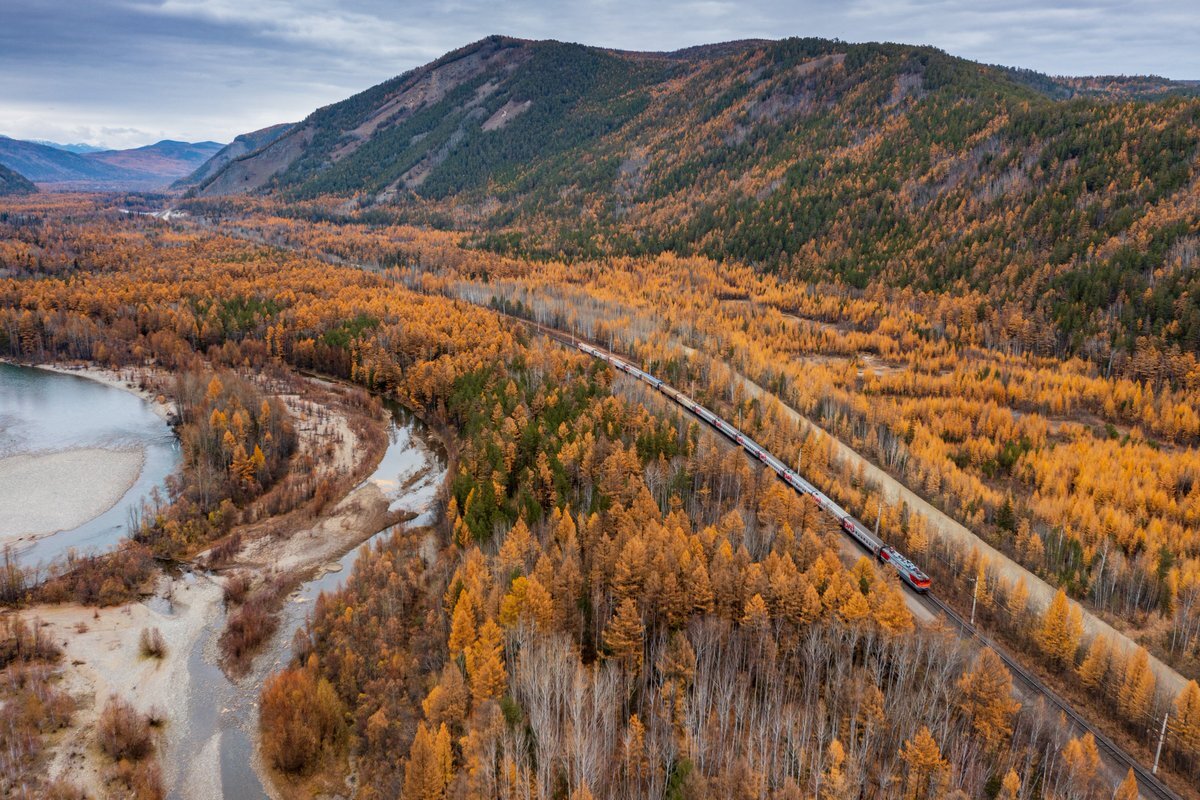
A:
[[235, 480, 397, 574], [18, 373, 437, 800], [229, 387, 399, 575], [0, 448, 144, 543], [30, 574, 225, 798]]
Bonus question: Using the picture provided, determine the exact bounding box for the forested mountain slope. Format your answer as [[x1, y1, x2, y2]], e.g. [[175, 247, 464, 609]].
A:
[[194, 35, 1200, 358], [0, 163, 36, 195], [173, 123, 294, 188]]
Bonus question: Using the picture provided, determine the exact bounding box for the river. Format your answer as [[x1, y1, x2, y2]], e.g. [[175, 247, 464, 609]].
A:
[[1, 363, 447, 796], [166, 399, 447, 799], [0, 362, 179, 567]]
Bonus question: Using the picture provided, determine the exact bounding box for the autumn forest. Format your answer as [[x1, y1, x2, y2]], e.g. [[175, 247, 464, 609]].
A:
[[2, 31, 1200, 800]]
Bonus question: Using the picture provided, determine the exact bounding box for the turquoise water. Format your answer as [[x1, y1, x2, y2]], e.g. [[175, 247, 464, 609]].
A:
[[0, 362, 179, 566]]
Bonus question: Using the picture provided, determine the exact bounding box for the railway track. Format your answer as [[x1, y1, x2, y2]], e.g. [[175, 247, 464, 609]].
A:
[[923, 592, 1179, 800], [521, 316, 1182, 800], [186, 225, 1183, 800]]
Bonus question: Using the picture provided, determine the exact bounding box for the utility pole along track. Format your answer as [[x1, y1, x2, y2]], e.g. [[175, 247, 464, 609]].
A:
[[532, 319, 1182, 800]]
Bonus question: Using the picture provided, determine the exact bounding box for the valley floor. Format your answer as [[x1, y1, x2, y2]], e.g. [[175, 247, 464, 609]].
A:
[[35, 573, 223, 797]]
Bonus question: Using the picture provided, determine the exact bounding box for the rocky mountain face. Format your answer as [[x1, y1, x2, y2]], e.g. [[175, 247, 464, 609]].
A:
[[173, 124, 294, 188]]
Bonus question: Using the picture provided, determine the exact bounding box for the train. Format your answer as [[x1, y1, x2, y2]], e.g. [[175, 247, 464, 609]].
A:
[[577, 340, 932, 593]]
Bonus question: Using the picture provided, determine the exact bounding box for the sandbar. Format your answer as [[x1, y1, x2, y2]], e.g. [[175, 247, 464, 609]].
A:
[[0, 447, 144, 543]]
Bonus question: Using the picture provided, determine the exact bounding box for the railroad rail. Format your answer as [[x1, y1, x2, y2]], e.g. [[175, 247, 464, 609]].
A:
[[925, 593, 1178, 800], [573, 340, 932, 590], [191, 224, 1182, 800], [557, 325, 1182, 800]]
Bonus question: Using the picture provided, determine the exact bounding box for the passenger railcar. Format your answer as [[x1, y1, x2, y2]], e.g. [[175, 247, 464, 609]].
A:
[[576, 338, 933, 594]]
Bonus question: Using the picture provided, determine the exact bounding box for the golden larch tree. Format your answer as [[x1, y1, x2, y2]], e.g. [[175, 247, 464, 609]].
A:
[[1169, 679, 1200, 755], [422, 663, 468, 732], [448, 589, 477, 657], [820, 738, 849, 800], [838, 589, 871, 625], [1076, 635, 1111, 691], [604, 597, 646, 670], [899, 725, 948, 799], [1061, 732, 1101, 789], [1037, 588, 1081, 666], [466, 618, 508, 705], [742, 593, 771, 631], [997, 769, 1020, 800], [1113, 768, 1139, 800], [434, 722, 453, 789], [497, 517, 534, 575], [871, 579, 915, 635], [1006, 577, 1030, 621], [621, 713, 651, 796], [499, 575, 556, 632], [955, 648, 1020, 751], [1118, 647, 1156, 724], [403, 722, 448, 800]]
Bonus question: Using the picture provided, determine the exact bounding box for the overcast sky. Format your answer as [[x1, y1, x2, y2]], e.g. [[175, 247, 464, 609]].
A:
[[2, 0, 1197, 149]]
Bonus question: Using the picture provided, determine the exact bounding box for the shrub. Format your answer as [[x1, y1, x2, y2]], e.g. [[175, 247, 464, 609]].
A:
[[106, 757, 165, 800], [260, 661, 347, 775], [205, 533, 243, 569], [0, 545, 26, 605], [139, 627, 166, 659], [97, 696, 154, 762], [34, 542, 156, 607], [0, 664, 74, 781], [222, 572, 252, 606], [220, 597, 271, 674], [220, 573, 290, 675], [0, 615, 61, 668], [0, 665, 75, 731]]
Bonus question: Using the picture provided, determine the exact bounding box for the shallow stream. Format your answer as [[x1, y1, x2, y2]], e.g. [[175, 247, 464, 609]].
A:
[[166, 401, 446, 799]]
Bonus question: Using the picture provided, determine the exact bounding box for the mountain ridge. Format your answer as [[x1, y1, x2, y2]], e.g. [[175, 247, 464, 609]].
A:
[[194, 34, 1200, 205], [31, 140, 106, 154], [175, 35, 1200, 354], [84, 139, 223, 182], [0, 136, 224, 188], [173, 124, 295, 188]]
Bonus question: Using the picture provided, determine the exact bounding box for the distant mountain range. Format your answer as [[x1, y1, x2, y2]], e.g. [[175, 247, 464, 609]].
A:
[[0, 136, 224, 189], [30, 140, 107, 154]]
